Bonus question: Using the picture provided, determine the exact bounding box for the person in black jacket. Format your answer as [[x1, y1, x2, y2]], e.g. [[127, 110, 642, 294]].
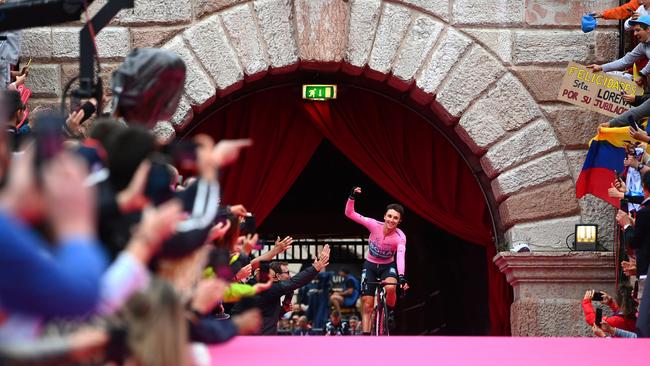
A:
[[617, 170, 650, 337], [232, 245, 330, 335]]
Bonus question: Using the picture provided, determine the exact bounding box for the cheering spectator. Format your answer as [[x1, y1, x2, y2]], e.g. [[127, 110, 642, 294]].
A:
[[588, 15, 650, 87], [626, 0, 650, 29], [232, 245, 330, 335]]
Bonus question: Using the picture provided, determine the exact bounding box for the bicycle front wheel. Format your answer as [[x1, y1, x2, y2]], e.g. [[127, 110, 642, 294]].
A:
[[373, 302, 385, 336], [382, 298, 390, 336]]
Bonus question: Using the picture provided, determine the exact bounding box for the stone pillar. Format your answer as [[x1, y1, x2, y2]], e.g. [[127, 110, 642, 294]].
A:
[[494, 251, 615, 336]]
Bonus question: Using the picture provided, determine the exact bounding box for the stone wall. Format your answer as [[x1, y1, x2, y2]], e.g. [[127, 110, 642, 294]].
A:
[[495, 252, 616, 336], [21, 0, 622, 251]]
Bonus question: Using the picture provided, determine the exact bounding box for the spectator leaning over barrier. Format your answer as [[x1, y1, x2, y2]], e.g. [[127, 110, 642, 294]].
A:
[[601, 91, 650, 129], [588, 15, 650, 87], [592, 0, 641, 20]]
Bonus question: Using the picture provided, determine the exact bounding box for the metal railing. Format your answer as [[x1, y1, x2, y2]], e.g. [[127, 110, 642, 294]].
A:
[[253, 236, 368, 264]]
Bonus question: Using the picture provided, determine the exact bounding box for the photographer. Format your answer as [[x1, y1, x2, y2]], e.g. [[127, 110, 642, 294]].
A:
[[582, 288, 637, 334]]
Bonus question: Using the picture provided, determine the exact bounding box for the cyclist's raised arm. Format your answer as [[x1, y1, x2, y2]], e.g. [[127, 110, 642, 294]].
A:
[[344, 187, 373, 229]]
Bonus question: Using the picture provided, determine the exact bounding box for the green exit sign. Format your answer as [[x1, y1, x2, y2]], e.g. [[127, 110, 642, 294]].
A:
[[302, 84, 337, 100]]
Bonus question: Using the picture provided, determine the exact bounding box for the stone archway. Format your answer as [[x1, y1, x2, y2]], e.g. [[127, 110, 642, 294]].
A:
[[20, 0, 624, 336], [20, 0, 620, 253], [151, 0, 580, 252]]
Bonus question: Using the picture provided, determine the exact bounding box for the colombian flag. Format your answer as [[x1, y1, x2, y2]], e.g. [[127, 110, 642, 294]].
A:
[[576, 127, 645, 207]]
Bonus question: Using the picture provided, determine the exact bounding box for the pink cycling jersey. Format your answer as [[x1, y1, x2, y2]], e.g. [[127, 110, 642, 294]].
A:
[[345, 198, 406, 275]]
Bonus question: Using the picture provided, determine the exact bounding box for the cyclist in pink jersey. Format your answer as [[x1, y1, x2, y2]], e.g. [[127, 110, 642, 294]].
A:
[[345, 187, 409, 335]]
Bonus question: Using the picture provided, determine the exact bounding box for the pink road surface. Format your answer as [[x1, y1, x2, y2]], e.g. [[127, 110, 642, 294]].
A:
[[208, 336, 649, 365]]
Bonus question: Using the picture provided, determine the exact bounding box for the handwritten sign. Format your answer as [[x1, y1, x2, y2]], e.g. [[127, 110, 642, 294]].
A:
[[557, 62, 644, 117]]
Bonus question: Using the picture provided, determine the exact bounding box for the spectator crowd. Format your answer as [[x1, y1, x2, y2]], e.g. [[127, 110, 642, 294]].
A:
[[0, 23, 365, 365], [4, 1, 650, 365], [579, 0, 650, 339]]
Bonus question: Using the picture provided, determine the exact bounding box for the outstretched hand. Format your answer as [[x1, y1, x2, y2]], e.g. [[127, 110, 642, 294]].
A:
[[599, 291, 613, 305], [241, 233, 259, 255], [229, 204, 248, 218], [116, 160, 151, 213], [312, 244, 330, 272], [608, 183, 624, 199], [253, 278, 273, 294], [586, 64, 603, 72], [273, 236, 293, 254], [622, 258, 637, 276], [616, 209, 632, 228], [213, 139, 253, 167], [208, 219, 231, 242], [129, 200, 183, 263], [235, 264, 252, 281]]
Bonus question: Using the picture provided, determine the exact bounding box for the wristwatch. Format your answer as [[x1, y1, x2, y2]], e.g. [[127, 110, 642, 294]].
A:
[[639, 162, 646, 171]]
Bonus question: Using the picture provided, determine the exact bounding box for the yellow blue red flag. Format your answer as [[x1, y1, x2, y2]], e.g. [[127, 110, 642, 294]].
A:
[[576, 127, 646, 207]]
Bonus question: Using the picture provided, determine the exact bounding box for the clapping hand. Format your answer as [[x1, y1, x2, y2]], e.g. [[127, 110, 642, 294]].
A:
[[616, 209, 632, 228], [622, 257, 637, 276], [312, 244, 330, 272]]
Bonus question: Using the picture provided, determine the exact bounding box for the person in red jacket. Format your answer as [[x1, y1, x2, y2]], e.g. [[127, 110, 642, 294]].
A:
[[593, 0, 641, 20], [582, 286, 637, 334]]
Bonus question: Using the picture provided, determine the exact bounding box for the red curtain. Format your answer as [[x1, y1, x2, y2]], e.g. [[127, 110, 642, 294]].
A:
[[189, 90, 323, 223], [302, 99, 492, 245], [302, 93, 509, 336], [190, 86, 510, 335]]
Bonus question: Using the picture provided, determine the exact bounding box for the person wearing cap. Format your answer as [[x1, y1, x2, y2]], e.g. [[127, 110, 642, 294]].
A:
[[625, 0, 650, 30], [587, 15, 650, 87]]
